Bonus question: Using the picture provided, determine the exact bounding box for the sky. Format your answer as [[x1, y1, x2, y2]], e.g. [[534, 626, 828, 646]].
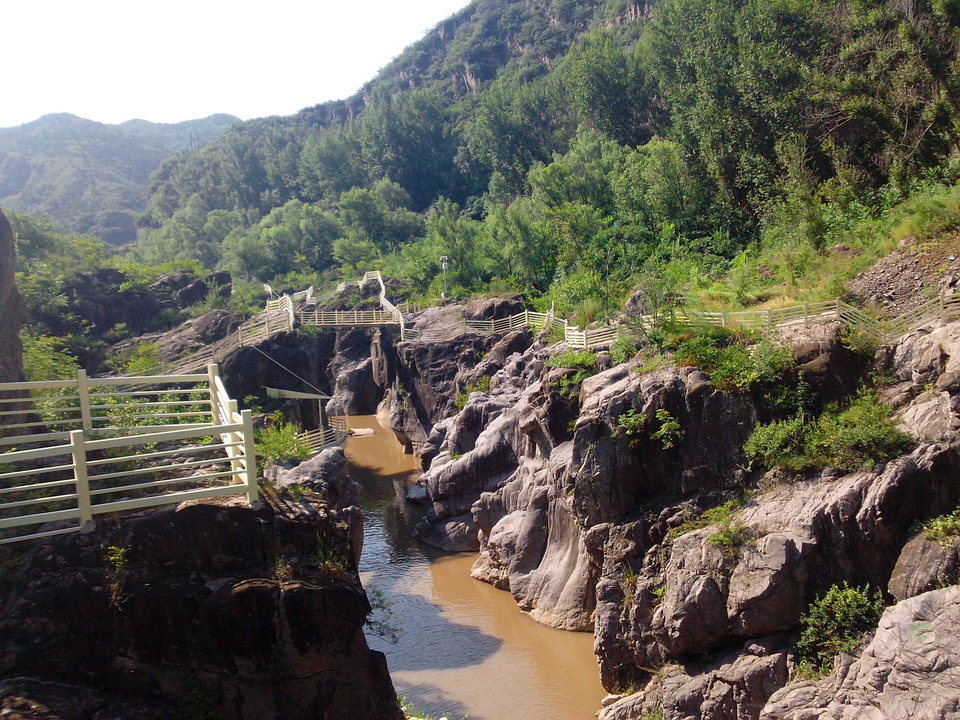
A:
[[3, 0, 474, 129]]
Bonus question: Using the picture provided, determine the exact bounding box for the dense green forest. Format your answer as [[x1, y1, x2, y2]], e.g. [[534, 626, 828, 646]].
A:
[[12, 0, 960, 355], [126, 0, 960, 320], [0, 113, 238, 245]]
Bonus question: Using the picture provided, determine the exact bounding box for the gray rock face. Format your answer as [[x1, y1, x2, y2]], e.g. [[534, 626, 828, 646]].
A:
[[889, 533, 960, 602], [326, 328, 379, 416], [879, 323, 960, 441], [761, 586, 960, 720], [0, 500, 401, 720], [273, 447, 362, 511], [0, 210, 28, 436], [594, 441, 960, 690], [599, 637, 790, 720], [376, 328, 529, 455], [0, 210, 25, 385]]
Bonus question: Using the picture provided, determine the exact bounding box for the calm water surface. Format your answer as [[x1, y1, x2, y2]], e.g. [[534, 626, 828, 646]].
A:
[[345, 416, 606, 720]]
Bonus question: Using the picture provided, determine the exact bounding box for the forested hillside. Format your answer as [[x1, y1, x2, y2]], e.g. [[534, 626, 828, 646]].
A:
[[131, 0, 960, 319], [0, 113, 238, 244]]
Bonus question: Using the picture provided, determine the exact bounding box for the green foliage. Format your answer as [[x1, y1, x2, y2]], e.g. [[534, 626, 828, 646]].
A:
[[667, 495, 750, 545], [796, 583, 885, 673], [107, 342, 161, 375], [255, 422, 311, 465], [650, 409, 683, 450], [745, 390, 914, 472], [103, 545, 129, 608], [454, 375, 492, 411], [919, 508, 960, 546], [546, 350, 598, 398], [673, 331, 795, 401]]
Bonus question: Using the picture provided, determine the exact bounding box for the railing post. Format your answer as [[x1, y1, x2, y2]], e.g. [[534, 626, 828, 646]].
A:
[[941, 288, 946, 321], [238, 325, 244, 347], [721, 311, 727, 328], [803, 303, 809, 327], [766, 309, 772, 330], [835, 298, 841, 321], [70, 429, 93, 524], [265, 314, 271, 336], [76, 369, 92, 432], [240, 409, 258, 503], [207, 364, 220, 424]]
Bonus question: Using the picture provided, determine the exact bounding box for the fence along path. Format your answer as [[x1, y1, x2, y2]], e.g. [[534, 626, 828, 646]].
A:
[[163, 272, 958, 378], [0, 364, 258, 545]]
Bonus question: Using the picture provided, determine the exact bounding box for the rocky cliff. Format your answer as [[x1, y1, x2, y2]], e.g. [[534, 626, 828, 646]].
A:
[[0, 210, 25, 385], [0, 489, 401, 720], [402, 320, 960, 718]]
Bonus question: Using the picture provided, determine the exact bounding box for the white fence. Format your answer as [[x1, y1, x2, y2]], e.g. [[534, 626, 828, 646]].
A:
[[0, 365, 258, 545], [299, 417, 349, 453]]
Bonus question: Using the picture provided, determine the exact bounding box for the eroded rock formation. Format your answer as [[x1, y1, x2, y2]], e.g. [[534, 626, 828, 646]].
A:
[[0, 497, 401, 720], [404, 320, 960, 717]]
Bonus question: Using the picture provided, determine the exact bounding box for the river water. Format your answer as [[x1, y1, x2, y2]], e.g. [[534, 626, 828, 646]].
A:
[[344, 416, 607, 720]]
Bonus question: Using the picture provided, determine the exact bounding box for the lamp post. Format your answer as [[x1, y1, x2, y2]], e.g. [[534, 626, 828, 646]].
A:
[[440, 255, 449, 301]]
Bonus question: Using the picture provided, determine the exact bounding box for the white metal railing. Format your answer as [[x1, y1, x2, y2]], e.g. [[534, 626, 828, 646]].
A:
[[0, 364, 257, 545], [298, 420, 349, 453]]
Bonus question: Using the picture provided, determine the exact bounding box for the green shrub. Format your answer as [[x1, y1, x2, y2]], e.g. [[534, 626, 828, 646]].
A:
[[674, 332, 794, 397], [805, 391, 913, 471], [255, 422, 310, 465], [744, 390, 913, 472], [743, 415, 808, 469], [454, 375, 492, 410], [796, 583, 884, 673], [650, 409, 684, 449]]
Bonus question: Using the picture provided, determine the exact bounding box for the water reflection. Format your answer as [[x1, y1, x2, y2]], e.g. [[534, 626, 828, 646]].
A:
[[345, 416, 606, 720]]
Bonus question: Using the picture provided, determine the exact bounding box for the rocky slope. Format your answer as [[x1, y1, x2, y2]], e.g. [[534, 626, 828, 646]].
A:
[[395, 318, 960, 718]]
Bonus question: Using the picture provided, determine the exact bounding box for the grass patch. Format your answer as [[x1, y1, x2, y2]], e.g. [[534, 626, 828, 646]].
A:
[[546, 350, 598, 398], [454, 375, 491, 410], [919, 508, 960, 546], [666, 495, 750, 545]]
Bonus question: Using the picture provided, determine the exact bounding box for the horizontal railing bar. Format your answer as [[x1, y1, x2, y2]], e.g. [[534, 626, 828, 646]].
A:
[[0, 462, 75, 482], [84, 422, 241, 451], [89, 469, 239, 497], [0, 506, 82, 530], [91, 483, 246, 516], [83, 439, 241, 467], [0, 524, 82, 545], [89, 457, 230, 483], [90, 374, 209, 385], [1, 492, 78, 510], [0, 476, 77, 493]]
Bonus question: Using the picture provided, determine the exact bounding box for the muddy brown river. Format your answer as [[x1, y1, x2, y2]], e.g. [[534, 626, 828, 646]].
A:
[[345, 416, 607, 720]]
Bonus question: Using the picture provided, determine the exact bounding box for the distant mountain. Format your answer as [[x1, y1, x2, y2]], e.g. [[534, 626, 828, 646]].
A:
[[0, 113, 239, 245]]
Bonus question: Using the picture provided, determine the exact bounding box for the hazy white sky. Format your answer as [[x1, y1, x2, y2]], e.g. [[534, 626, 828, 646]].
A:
[[4, 0, 473, 129]]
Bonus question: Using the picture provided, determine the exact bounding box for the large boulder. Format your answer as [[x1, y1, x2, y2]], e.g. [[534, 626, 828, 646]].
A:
[[761, 586, 960, 720]]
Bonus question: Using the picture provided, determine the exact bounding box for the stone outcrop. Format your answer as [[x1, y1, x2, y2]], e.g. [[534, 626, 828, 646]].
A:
[[760, 586, 960, 720], [599, 637, 790, 720], [0, 498, 401, 720], [878, 322, 960, 441], [375, 327, 529, 456], [0, 210, 25, 385], [327, 328, 379, 416]]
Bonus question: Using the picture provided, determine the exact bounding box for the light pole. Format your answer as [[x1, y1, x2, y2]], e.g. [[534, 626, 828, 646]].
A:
[[440, 255, 449, 300]]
